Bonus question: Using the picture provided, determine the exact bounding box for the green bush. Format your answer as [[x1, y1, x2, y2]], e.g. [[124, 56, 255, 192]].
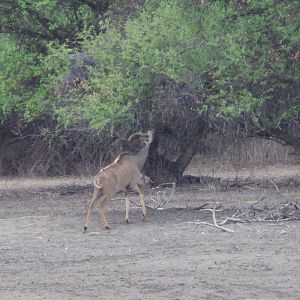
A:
[[0, 37, 70, 124], [59, 0, 300, 130], [0, 0, 299, 132]]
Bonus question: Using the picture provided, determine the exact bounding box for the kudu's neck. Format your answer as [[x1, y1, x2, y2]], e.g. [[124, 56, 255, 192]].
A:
[[133, 146, 150, 171]]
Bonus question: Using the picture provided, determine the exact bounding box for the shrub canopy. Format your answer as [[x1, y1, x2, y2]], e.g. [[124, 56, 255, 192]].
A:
[[0, 0, 299, 177]]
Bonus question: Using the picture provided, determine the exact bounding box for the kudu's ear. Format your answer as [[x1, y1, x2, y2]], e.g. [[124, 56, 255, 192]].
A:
[[148, 129, 155, 140], [128, 132, 144, 143]]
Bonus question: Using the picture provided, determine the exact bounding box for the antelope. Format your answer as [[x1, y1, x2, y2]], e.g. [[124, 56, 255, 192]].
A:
[[83, 130, 154, 232]]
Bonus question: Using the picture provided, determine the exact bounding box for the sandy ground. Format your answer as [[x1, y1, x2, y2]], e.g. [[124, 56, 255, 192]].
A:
[[0, 166, 300, 299]]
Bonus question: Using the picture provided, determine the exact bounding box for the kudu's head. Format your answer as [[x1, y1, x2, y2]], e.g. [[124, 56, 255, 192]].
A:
[[128, 130, 154, 150]]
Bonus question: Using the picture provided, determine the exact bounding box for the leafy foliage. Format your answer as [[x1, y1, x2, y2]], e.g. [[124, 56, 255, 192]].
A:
[[0, 0, 299, 176], [56, 0, 299, 133], [1, 0, 299, 130], [69, 2, 199, 130], [0, 37, 70, 122], [0, 0, 110, 52], [201, 0, 300, 130]]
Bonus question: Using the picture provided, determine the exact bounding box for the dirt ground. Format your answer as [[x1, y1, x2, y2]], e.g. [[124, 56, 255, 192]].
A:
[[0, 166, 300, 300]]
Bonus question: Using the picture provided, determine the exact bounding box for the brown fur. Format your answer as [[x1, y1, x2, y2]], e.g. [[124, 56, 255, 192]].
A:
[[84, 130, 154, 231]]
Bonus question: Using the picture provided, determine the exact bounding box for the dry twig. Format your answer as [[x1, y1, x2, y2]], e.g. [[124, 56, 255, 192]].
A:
[[188, 203, 236, 233], [129, 182, 176, 210], [148, 183, 176, 209], [188, 196, 299, 233]]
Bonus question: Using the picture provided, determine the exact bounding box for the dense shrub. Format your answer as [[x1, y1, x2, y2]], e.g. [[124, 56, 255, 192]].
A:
[[0, 0, 299, 176]]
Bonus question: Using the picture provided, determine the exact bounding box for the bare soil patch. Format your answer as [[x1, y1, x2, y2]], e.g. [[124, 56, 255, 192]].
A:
[[0, 166, 300, 299]]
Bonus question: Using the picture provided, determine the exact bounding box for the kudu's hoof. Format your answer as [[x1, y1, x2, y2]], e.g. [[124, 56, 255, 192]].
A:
[[83, 226, 88, 233], [104, 226, 110, 230]]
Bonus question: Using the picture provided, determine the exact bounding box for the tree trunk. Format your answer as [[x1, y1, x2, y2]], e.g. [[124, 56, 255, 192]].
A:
[[144, 143, 199, 183], [138, 77, 207, 183], [143, 121, 205, 183]]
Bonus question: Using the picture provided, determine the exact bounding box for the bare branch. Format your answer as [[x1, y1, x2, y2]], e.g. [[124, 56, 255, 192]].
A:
[[189, 203, 235, 233], [148, 183, 176, 209]]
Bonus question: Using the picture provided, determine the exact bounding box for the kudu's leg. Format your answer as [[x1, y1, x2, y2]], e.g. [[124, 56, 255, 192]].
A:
[[125, 197, 130, 224], [131, 184, 146, 218], [99, 197, 111, 230], [84, 187, 99, 232], [123, 189, 130, 224]]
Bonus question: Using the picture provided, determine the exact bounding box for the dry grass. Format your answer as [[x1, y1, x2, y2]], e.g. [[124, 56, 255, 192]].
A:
[[203, 135, 297, 168], [184, 137, 300, 189], [0, 176, 91, 191], [1, 135, 299, 187]]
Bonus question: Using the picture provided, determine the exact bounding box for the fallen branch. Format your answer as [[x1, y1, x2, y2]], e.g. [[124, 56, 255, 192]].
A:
[[188, 220, 234, 233], [148, 182, 176, 209], [219, 217, 246, 226], [127, 182, 176, 210], [188, 198, 299, 233], [188, 203, 235, 233]]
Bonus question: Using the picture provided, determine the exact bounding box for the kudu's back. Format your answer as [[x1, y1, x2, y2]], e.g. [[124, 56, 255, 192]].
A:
[[94, 153, 141, 196]]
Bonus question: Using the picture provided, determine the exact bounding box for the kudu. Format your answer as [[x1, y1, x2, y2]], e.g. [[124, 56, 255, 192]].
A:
[[84, 130, 154, 232]]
